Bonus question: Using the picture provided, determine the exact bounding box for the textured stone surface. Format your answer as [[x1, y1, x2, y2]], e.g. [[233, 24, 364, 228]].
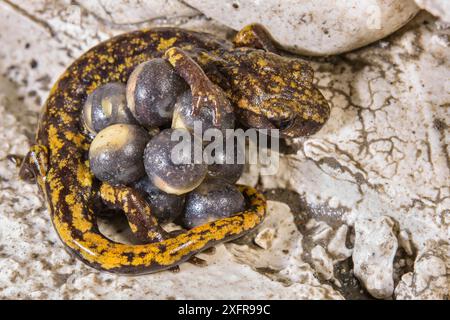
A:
[[76, 0, 199, 25], [327, 225, 353, 262], [395, 241, 449, 300], [185, 0, 420, 55], [311, 245, 334, 280], [352, 216, 398, 299], [415, 0, 450, 22], [228, 201, 343, 299], [0, 1, 448, 300], [243, 11, 449, 299]]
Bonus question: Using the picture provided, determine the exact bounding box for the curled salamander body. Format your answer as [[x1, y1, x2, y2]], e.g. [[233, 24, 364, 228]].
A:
[[19, 25, 329, 274]]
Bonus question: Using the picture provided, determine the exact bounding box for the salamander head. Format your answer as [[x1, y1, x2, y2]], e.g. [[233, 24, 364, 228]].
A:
[[231, 50, 330, 138]]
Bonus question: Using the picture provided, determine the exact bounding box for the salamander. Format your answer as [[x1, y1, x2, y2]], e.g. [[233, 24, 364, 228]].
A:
[[18, 24, 329, 274]]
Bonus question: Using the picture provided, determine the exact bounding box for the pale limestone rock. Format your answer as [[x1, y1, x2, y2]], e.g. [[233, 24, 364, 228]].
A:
[[185, 0, 419, 55], [415, 0, 450, 22], [236, 164, 259, 187], [398, 230, 415, 256], [395, 242, 449, 300], [305, 219, 334, 242], [229, 201, 305, 271], [255, 12, 448, 299], [311, 245, 334, 280], [228, 201, 343, 299], [76, 0, 198, 25], [352, 216, 398, 299], [254, 227, 275, 250], [327, 225, 353, 261]]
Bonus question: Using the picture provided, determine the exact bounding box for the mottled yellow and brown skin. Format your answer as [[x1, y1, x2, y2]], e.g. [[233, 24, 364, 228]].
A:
[[19, 25, 328, 274]]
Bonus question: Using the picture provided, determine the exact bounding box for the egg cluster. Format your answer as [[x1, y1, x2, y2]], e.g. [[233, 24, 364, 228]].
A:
[[83, 58, 245, 227]]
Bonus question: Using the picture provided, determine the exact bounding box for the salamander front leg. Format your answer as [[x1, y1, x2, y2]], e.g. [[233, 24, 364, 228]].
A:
[[233, 24, 279, 53], [164, 47, 233, 126]]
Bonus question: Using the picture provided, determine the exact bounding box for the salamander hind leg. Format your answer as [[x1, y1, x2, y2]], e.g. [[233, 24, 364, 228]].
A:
[[99, 182, 208, 271], [233, 24, 278, 53], [99, 182, 169, 243], [167, 228, 209, 267], [17, 144, 48, 184], [6, 154, 24, 168]]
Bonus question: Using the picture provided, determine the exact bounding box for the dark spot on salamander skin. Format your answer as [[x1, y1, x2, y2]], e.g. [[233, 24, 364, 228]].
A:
[[157, 243, 167, 252], [30, 59, 38, 69], [71, 227, 84, 241], [196, 228, 212, 236], [122, 252, 135, 263]]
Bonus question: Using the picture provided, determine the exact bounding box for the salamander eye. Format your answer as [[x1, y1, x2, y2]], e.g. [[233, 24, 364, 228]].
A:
[[126, 59, 187, 128], [133, 176, 185, 223], [172, 90, 235, 135], [89, 124, 149, 185], [143, 128, 207, 195], [206, 136, 244, 184], [182, 178, 245, 229], [82, 82, 136, 135], [270, 116, 293, 131]]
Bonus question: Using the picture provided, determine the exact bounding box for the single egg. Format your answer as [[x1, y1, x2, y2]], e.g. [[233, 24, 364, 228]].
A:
[[89, 124, 149, 185], [183, 178, 246, 229], [172, 90, 235, 136], [134, 176, 185, 223], [126, 59, 187, 127], [143, 128, 207, 195], [82, 82, 135, 135], [206, 136, 245, 184]]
